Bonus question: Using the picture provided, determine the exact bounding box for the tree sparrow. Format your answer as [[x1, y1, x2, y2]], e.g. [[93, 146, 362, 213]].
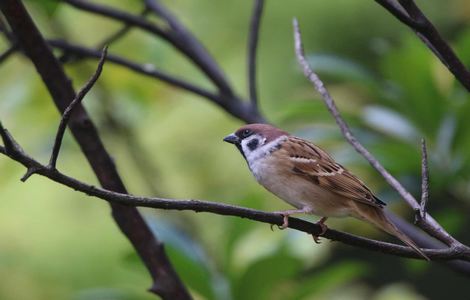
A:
[[223, 123, 429, 260]]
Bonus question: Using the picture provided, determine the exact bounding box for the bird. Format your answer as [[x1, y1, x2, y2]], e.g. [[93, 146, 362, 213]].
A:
[[223, 123, 429, 260]]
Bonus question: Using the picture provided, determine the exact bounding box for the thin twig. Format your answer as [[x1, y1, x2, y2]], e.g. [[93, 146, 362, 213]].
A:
[[419, 138, 429, 220], [2, 132, 470, 262], [48, 46, 108, 170], [60, 8, 150, 63], [247, 0, 264, 109], [292, 18, 460, 247], [97, 8, 150, 49]]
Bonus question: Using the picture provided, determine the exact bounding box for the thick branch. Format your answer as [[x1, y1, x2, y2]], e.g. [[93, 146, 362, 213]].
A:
[[247, 0, 264, 109], [0, 1, 191, 298], [2, 138, 470, 263], [375, 0, 470, 92], [293, 18, 462, 248]]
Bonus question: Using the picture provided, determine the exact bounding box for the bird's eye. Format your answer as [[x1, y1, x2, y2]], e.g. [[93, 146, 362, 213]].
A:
[[242, 129, 252, 138]]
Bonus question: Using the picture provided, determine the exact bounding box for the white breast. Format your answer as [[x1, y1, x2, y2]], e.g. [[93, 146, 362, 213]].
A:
[[247, 142, 351, 218]]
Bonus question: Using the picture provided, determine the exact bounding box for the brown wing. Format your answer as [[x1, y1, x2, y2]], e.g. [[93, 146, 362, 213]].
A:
[[284, 137, 385, 208]]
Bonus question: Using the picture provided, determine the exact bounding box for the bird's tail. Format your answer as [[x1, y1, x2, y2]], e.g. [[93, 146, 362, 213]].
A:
[[351, 203, 430, 261]]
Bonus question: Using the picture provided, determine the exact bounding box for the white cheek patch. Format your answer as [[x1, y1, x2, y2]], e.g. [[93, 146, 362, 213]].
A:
[[241, 134, 265, 155], [246, 136, 287, 162]]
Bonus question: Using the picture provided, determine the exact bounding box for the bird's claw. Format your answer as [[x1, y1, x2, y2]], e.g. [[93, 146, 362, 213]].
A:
[[271, 213, 290, 230], [312, 220, 328, 244]]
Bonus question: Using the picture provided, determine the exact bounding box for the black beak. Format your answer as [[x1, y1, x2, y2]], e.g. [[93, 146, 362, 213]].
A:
[[223, 133, 240, 144]]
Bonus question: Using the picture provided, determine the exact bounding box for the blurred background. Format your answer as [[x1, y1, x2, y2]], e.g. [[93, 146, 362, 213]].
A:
[[1, 0, 470, 299]]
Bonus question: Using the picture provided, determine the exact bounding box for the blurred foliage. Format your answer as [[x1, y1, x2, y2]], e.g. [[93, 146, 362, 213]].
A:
[[1, 0, 470, 299]]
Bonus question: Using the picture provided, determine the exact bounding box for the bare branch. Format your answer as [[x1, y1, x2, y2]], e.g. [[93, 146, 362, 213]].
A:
[[293, 18, 462, 247], [97, 8, 150, 49], [50, 39, 219, 101], [0, 121, 21, 155], [3, 136, 470, 262], [66, 0, 234, 97], [375, 0, 470, 92], [49, 40, 266, 124], [0, 1, 191, 298], [60, 8, 150, 64], [49, 46, 108, 170], [374, 0, 417, 27], [247, 0, 265, 109], [419, 138, 429, 220]]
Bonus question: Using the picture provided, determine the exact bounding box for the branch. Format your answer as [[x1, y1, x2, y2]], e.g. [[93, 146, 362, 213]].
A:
[[60, 8, 150, 63], [418, 138, 429, 221], [49, 46, 107, 170], [2, 133, 470, 262], [375, 0, 470, 92], [49, 39, 266, 124], [66, 0, 234, 97], [0, 1, 191, 298], [247, 0, 264, 109], [293, 18, 465, 249], [97, 8, 149, 49], [50, 40, 219, 101]]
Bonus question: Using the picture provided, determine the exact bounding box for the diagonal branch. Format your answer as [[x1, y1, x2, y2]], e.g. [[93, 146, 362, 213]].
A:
[[50, 40, 220, 102], [293, 18, 464, 249], [247, 0, 265, 109], [49, 39, 266, 124], [2, 131, 470, 262], [49, 46, 108, 170], [96, 8, 150, 49], [374, 0, 470, 92], [66, 0, 234, 97], [0, 1, 191, 298]]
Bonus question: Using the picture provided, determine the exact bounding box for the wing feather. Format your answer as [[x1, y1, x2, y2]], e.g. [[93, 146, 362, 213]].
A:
[[285, 137, 385, 208]]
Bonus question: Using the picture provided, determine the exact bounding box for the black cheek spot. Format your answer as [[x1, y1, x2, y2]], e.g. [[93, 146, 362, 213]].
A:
[[247, 139, 259, 151]]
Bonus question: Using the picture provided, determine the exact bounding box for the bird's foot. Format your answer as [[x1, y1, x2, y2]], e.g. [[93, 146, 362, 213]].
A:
[[271, 209, 307, 230], [270, 214, 289, 230], [312, 217, 328, 244]]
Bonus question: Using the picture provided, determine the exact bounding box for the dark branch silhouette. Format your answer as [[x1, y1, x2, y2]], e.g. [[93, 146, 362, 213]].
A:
[[247, 0, 264, 109], [0, 1, 191, 298], [375, 0, 470, 92], [48, 47, 108, 171], [2, 127, 470, 262], [2, 1, 470, 297]]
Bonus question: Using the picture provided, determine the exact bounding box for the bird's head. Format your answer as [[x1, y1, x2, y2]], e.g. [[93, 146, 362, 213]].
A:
[[223, 124, 288, 159]]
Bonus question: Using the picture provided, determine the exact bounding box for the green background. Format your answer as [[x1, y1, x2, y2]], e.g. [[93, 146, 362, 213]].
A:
[[1, 0, 470, 299]]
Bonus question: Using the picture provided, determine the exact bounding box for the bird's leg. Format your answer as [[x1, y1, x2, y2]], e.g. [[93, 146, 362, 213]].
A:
[[312, 217, 328, 244], [272, 208, 310, 230]]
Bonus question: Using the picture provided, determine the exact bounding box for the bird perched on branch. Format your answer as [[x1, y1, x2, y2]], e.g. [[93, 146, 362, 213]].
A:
[[223, 123, 429, 260]]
